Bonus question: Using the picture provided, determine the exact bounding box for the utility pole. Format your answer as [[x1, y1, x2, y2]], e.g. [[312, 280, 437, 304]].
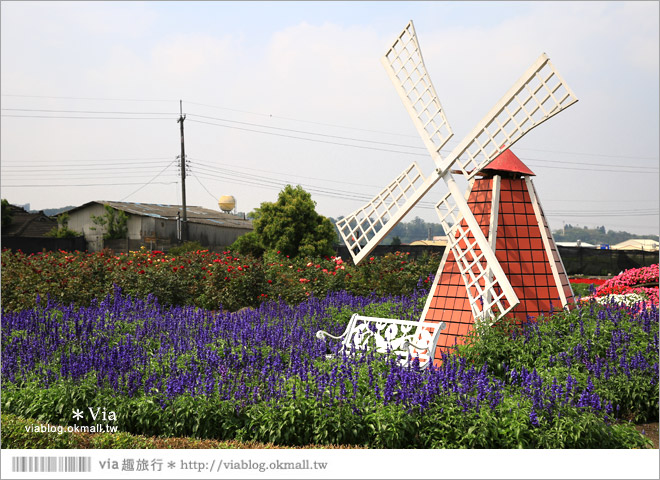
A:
[[178, 100, 188, 242]]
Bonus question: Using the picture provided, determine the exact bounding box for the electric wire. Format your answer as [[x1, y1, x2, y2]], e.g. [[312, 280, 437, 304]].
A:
[[186, 113, 425, 150], [1, 94, 173, 103], [189, 157, 384, 189], [189, 170, 222, 203], [120, 159, 179, 201], [0, 157, 173, 166], [183, 99, 420, 139], [3, 107, 657, 170], [0, 181, 176, 188], [3, 95, 657, 162], [2, 164, 174, 174], [2, 108, 178, 115], [186, 118, 428, 157], [1, 114, 174, 120]]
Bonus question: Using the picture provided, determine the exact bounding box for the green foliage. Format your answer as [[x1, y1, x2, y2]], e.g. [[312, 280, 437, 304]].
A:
[[390, 236, 401, 246], [168, 241, 204, 256], [571, 282, 595, 298], [455, 303, 659, 424], [383, 216, 444, 245], [199, 256, 267, 311], [230, 231, 265, 258], [0, 249, 439, 312], [1, 293, 655, 449], [44, 212, 80, 238], [90, 205, 128, 240], [553, 224, 659, 245], [1, 198, 13, 227], [252, 185, 337, 258], [0, 413, 299, 449]]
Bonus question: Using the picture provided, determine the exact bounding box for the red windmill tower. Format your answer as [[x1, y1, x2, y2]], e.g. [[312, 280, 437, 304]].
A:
[[421, 148, 575, 358]]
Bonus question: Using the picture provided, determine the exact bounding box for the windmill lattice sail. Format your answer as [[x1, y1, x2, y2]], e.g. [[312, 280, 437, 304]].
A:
[[381, 20, 454, 165], [339, 22, 578, 269], [337, 19, 577, 333], [446, 54, 579, 180]]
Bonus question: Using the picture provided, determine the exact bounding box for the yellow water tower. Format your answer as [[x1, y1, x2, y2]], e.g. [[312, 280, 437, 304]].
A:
[[218, 195, 236, 213]]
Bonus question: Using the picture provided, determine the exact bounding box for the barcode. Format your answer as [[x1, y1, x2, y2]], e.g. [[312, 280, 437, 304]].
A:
[[11, 456, 91, 473]]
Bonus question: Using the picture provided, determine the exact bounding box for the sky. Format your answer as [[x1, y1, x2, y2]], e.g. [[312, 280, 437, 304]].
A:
[[1, 1, 658, 237]]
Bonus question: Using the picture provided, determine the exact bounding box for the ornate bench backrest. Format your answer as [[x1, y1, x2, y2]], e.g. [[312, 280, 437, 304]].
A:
[[342, 315, 444, 367]]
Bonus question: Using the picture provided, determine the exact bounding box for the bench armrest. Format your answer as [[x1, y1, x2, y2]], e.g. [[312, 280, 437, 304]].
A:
[[315, 329, 347, 341], [315, 313, 358, 342]]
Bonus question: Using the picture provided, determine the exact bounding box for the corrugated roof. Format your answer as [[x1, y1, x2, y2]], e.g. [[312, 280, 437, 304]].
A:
[[68, 201, 252, 230], [612, 239, 659, 251]]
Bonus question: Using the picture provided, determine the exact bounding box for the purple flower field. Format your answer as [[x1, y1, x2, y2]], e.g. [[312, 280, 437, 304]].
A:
[[2, 285, 657, 448]]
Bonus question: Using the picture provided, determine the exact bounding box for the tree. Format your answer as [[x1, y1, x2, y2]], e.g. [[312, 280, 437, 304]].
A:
[[1, 199, 13, 228], [240, 185, 336, 258], [90, 205, 128, 240], [44, 212, 80, 238], [391, 236, 402, 246], [230, 231, 265, 257]]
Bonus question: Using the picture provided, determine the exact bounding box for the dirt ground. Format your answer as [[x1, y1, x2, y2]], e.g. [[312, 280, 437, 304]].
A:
[[634, 422, 659, 449]]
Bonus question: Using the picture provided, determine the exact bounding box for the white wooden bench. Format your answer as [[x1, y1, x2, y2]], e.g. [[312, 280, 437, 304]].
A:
[[316, 314, 446, 369]]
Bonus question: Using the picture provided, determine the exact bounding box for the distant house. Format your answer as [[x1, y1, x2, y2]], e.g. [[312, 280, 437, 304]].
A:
[[1, 204, 87, 253], [2, 204, 57, 237], [409, 236, 448, 247], [64, 201, 253, 252], [611, 239, 659, 252], [555, 241, 598, 249]]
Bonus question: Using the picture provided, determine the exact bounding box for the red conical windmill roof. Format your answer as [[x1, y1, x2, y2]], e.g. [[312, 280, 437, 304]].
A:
[[481, 149, 535, 176]]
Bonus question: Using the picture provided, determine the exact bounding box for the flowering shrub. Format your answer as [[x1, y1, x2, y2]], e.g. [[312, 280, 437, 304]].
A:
[[1, 248, 439, 312], [2, 287, 655, 448], [457, 298, 659, 427], [594, 264, 659, 306]]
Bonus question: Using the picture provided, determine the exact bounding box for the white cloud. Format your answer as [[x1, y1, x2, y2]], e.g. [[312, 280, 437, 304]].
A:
[[1, 2, 657, 234]]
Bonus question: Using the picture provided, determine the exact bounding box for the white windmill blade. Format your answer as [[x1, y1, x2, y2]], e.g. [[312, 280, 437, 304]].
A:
[[436, 176, 519, 322], [339, 22, 577, 270], [337, 162, 434, 265], [446, 53, 579, 180], [381, 20, 453, 168]]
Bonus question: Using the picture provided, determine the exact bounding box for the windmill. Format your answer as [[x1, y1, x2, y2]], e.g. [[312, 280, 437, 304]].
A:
[[336, 21, 578, 341], [421, 148, 576, 356]]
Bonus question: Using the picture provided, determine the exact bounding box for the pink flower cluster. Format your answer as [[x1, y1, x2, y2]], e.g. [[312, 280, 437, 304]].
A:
[[594, 264, 659, 305]]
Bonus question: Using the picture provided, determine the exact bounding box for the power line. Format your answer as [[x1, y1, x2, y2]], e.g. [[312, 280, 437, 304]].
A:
[[3, 94, 658, 163], [186, 113, 425, 150], [1, 94, 173, 103], [189, 170, 221, 203], [512, 145, 658, 161], [2, 108, 178, 115], [189, 157, 383, 189], [191, 162, 437, 208], [184, 99, 420, 139], [1, 114, 174, 120], [187, 118, 427, 157], [523, 162, 658, 174], [120, 159, 178, 201], [187, 118, 657, 172], [0, 157, 172, 166], [0, 181, 176, 188], [2, 163, 173, 173], [546, 212, 658, 218]]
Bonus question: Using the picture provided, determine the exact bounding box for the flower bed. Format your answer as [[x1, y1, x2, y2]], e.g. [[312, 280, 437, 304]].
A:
[[0, 248, 438, 313], [593, 264, 659, 306], [2, 286, 656, 448], [569, 278, 608, 285]]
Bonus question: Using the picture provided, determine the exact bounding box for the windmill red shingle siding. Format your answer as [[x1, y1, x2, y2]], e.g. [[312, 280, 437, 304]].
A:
[[424, 155, 574, 361]]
